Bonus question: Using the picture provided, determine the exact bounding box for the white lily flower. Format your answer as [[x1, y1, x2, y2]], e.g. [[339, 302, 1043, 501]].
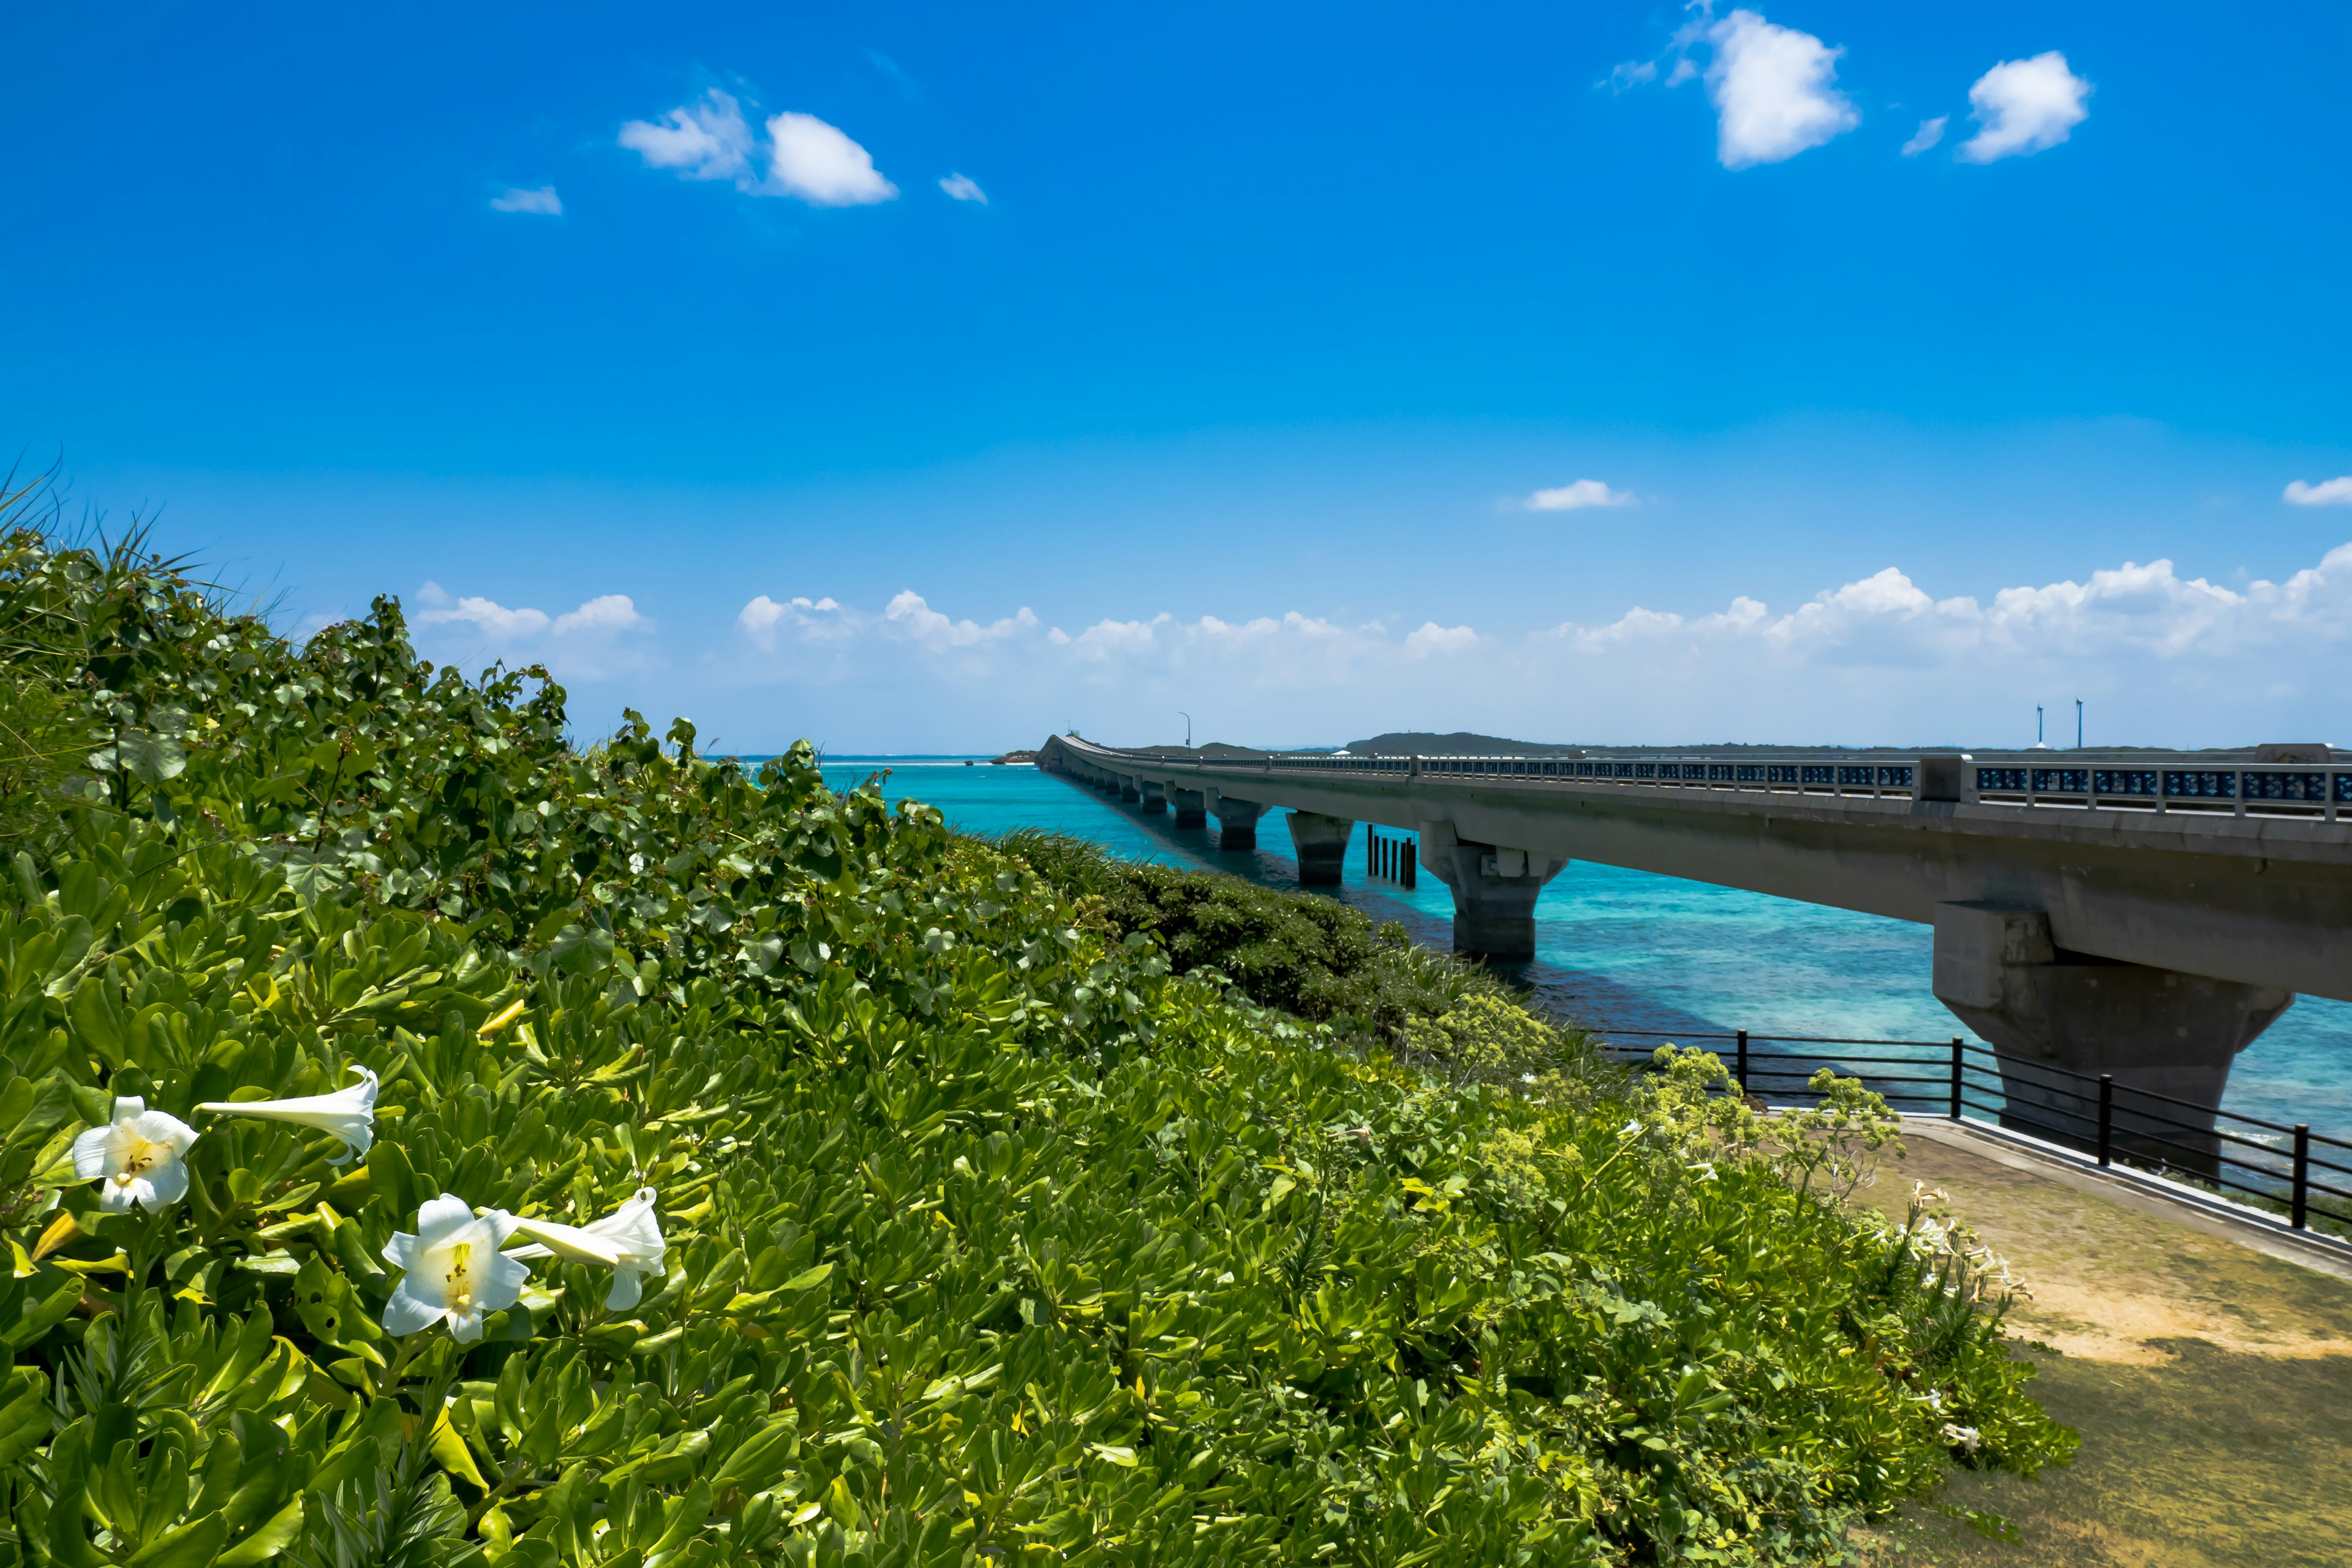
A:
[[503, 1215, 624, 1268], [196, 1065, 377, 1164], [507, 1188, 667, 1309], [382, 1194, 529, 1343], [70, 1097, 200, 1212], [1940, 1422, 1981, 1455]]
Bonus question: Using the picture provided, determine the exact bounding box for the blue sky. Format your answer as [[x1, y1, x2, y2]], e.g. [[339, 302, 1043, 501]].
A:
[[7, 2, 2350, 752]]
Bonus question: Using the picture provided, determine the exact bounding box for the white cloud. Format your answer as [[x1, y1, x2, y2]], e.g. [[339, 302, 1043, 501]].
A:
[[619, 91, 755, 183], [1900, 116, 1947, 157], [1404, 622, 1479, 659], [764, 112, 897, 206], [1957, 53, 2090, 164], [1604, 59, 1658, 92], [2285, 477, 2352, 507], [1705, 9, 1858, 168], [1524, 479, 1635, 512], [414, 587, 652, 680], [715, 538, 2352, 748], [490, 185, 562, 215], [938, 172, 987, 204]]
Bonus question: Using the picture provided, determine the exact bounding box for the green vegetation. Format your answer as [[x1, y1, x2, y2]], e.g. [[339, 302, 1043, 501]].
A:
[[993, 829, 1518, 1046], [0, 527, 2072, 1567]]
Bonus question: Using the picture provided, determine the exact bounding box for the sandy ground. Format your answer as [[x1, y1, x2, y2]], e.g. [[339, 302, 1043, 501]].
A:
[[1853, 1129, 2352, 1567]]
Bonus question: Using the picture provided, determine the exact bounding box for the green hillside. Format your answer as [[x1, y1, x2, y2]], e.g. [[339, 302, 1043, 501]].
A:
[[0, 520, 2071, 1566]]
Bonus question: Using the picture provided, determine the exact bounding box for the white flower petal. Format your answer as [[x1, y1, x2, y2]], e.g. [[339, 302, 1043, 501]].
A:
[[97, 1178, 140, 1212], [143, 1159, 190, 1207], [111, 1096, 146, 1121], [415, 1194, 477, 1243], [70, 1126, 110, 1180], [445, 1306, 489, 1344], [481, 1251, 532, 1309], [604, 1269, 644, 1311], [381, 1284, 444, 1335], [383, 1232, 420, 1273], [129, 1110, 199, 1155]]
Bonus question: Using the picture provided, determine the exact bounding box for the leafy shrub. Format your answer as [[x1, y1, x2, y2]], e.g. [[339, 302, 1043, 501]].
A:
[[994, 829, 1513, 1044], [0, 530, 2073, 1567]]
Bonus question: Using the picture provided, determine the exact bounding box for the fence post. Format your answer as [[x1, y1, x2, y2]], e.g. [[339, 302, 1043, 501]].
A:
[[1948, 1038, 1962, 1120], [2293, 1124, 2310, 1230], [2097, 1074, 2114, 1167], [1735, 1030, 1749, 1096]]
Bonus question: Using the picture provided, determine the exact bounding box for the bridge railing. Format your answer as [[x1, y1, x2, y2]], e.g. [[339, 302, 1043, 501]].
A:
[[1050, 737, 2352, 826], [1594, 1028, 2352, 1245]]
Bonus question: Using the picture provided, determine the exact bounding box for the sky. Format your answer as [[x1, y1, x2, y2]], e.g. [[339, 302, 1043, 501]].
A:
[[6, 1, 2350, 753]]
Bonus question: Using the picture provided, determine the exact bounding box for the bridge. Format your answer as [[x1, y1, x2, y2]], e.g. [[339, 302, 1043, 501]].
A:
[[1037, 733, 2352, 1145]]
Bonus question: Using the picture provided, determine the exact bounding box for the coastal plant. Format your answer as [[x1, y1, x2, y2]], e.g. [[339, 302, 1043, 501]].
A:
[[0, 526, 2075, 1566]]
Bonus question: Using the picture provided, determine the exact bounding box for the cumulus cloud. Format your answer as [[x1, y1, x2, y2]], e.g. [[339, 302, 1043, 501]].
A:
[[489, 185, 562, 215], [938, 172, 987, 203], [1900, 117, 1947, 157], [619, 91, 755, 183], [1704, 9, 1858, 168], [1523, 479, 1635, 512], [2285, 477, 2352, 507], [1404, 623, 1478, 659], [413, 582, 653, 680], [1958, 53, 2090, 164], [764, 111, 897, 205], [620, 92, 895, 206], [718, 538, 2352, 748]]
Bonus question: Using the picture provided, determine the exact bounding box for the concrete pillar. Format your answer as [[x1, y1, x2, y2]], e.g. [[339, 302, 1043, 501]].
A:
[[1931, 902, 2293, 1170], [1284, 810, 1355, 886], [1210, 794, 1267, 851], [1117, 776, 1140, 803], [1137, 781, 1167, 814], [1169, 788, 1208, 829], [1415, 821, 1566, 962]]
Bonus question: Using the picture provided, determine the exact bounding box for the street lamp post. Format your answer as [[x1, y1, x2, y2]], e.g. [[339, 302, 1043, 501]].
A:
[[1178, 711, 1191, 748]]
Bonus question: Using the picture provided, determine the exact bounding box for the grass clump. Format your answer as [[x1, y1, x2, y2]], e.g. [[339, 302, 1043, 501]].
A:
[[0, 526, 2074, 1566]]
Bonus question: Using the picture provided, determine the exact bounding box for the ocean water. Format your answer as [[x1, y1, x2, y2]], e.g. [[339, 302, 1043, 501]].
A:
[[814, 757, 2352, 1145]]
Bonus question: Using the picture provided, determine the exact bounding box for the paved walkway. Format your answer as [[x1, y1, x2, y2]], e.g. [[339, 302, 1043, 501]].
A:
[[1858, 1124, 2352, 1567]]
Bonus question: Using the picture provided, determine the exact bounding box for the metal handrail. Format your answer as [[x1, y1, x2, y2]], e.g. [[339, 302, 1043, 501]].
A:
[[1044, 733, 2352, 828], [1592, 1030, 2351, 1233]]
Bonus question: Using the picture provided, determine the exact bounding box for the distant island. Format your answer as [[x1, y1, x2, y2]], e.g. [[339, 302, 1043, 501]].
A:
[[989, 748, 1040, 765], [1344, 731, 1584, 756]]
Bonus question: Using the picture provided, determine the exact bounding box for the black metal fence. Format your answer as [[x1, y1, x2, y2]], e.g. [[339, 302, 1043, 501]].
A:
[[1594, 1028, 2352, 1238]]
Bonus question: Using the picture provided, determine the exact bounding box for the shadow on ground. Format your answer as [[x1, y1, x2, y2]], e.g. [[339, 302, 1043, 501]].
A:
[[1856, 1135, 2352, 1567]]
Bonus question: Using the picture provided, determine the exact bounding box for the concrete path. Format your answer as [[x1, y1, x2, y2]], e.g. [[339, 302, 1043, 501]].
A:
[[1857, 1125, 2352, 1566]]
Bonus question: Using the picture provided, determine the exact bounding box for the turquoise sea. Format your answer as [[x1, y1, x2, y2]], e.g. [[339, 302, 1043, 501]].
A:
[[813, 757, 2352, 1145]]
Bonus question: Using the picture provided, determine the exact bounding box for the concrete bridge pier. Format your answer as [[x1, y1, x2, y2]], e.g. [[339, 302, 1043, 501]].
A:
[[1138, 781, 1167, 814], [1417, 821, 1567, 962], [1169, 788, 1208, 829], [1117, 776, 1141, 803], [1931, 903, 2294, 1171], [1284, 810, 1355, 885], [1211, 795, 1267, 851]]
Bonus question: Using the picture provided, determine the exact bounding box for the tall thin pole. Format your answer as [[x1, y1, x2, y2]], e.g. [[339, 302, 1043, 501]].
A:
[[1178, 712, 1191, 747], [2076, 699, 2084, 750]]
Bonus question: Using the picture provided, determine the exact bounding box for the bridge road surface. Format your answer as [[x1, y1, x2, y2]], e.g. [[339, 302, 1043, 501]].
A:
[[1039, 734, 2352, 1150]]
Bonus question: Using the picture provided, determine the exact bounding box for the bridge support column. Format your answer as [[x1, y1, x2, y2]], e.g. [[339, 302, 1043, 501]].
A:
[[1931, 903, 2293, 1171], [1210, 795, 1267, 851], [1169, 788, 1208, 829], [1137, 781, 1166, 813], [1284, 811, 1354, 886], [1118, 777, 1141, 802], [1417, 821, 1566, 962]]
